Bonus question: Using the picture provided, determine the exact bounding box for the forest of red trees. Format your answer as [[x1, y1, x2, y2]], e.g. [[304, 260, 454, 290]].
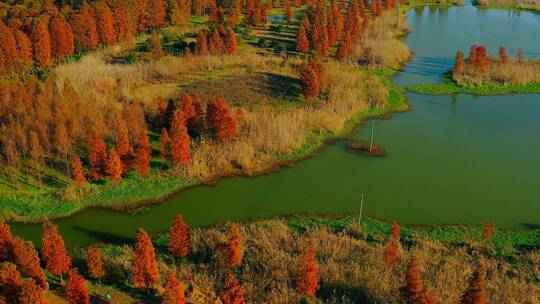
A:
[[454, 44, 523, 73]]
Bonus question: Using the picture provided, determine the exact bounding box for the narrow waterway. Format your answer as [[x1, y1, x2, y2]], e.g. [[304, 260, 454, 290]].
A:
[[12, 5, 540, 247]]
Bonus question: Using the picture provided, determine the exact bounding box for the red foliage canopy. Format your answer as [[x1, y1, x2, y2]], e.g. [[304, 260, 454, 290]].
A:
[[296, 244, 320, 297], [132, 228, 160, 291], [87, 246, 105, 280], [221, 273, 245, 304], [66, 268, 90, 304], [169, 214, 191, 258], [42, 222, 72, 280]]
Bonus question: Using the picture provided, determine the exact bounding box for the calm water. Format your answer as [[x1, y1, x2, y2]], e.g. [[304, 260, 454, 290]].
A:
[[12, 6, 540, 247]]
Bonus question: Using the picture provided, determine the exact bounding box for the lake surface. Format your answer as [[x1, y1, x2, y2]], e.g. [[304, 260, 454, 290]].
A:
[[12, 6, 540, 247]]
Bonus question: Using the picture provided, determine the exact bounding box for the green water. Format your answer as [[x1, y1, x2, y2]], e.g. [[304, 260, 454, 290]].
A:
[[12, 6, 540, 247]]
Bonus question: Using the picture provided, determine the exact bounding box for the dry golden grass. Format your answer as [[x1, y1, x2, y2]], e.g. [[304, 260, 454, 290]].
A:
[[85, 219, 540, 304], [455, 59, 540, 85], [55, 40, 385, 182], [352, 13, 411, 69]]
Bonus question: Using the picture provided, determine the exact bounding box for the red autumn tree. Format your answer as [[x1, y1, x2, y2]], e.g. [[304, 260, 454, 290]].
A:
[[148, 0, 167, 29], [296, 25, 310, 53], [460, 268, 486, 304], [95, 0, 116, 46], [70, 3, 99, 51], [178, 94, 196, 130], [170, 110, 191, 167], [163, 271, 186, 304], [227, 223, 243, 268], [14, 30, 34, 63], [300, 63, 320, 99], [32, 18, 52, 67], [383, 238, 399, 267], [483, 222, 494, 240], [228, 8, 241, 27], [467, 44, 478, 65], [0, 221, 14, 260], [285, 2, 293, 21], [150, 31, 165, 59], [0, 22, 18, 70], [111, 1, 134, 42], [207, 97, 238, 141], [475, 45, 488, 70], [221, 273, 245, 304], [72, 156, 86, 186], [327, 21, 337, 46], [106, 149, 123, 184], [196, 30, 209, 55], [134, 131, 151, 177], [86, 246, 105, 280], [391, 221, 401, 239], [498, 47, 509, 65], [50, 16, 75, 61], [209, 30, 223, 55], [66, 268, 90, 304], [160, 128, 172, 160], [225, 30, 238, 54], [0, 262, 23, 303], [12, 237, 47, 289], [18, 278, 46, 304], [132, 228, 160, 293], [169, 214, 191, 258], [42, 222, 72, 282], [297, 244, 320, 297], [401, 257, 423, 304], [454, 51, 465, 74], [87, 130, 107, 181], [337, 32, 352, 62]]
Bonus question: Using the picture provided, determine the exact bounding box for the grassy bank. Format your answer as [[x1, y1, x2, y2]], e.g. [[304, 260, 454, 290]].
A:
[[474, 0, 540, 13], [407, 78, 540, 95], [37, 215, 540, 303]]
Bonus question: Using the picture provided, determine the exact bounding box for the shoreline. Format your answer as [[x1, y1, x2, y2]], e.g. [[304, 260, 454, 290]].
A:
[[6, 68, 410, 225]]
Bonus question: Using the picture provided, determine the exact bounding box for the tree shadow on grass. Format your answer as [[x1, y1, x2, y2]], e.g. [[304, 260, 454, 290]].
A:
[[256, 72, 301, 102], [73, 226, 133, 245], [318, 283, 372, 304]]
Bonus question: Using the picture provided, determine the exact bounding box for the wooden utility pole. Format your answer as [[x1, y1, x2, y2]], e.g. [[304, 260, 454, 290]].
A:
[[358, 193, 365, 225]]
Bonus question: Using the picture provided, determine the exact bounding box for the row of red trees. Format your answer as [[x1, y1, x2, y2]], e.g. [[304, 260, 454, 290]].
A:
[[196, 27, 239, 56], [454, 45, 524, 73], [296, 0, 369, 61], [0, 217, 492, 303]]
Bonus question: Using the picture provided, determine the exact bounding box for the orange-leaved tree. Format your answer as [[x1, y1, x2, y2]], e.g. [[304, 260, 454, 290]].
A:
[[86, 246, 105, 281], [71, 156, 86, 186], [106, 149, 123, 185], [163, 271, 186, 304], [221, 272, 245, 304], [42, 222, 71, 282], [297, 244, 320, 297], [296, 25, 310, 53], [134, 131, 151, 177], [454, 51, 465, 74], [87, 130, 107, 181], [66, 268, 90, 304], [227, 223, 243, 268], [18, 278, 47, 304], [169, 214, 191, 258], [170, 110, 191, 167], [132, 228, 160, 294], [12, 237, 47, 289], [401, 257, 423, 304], [460, 268, 486, 304]]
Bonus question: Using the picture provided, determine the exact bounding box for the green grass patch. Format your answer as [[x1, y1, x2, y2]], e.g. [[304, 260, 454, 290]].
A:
[[287, 215, 540, 259]]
